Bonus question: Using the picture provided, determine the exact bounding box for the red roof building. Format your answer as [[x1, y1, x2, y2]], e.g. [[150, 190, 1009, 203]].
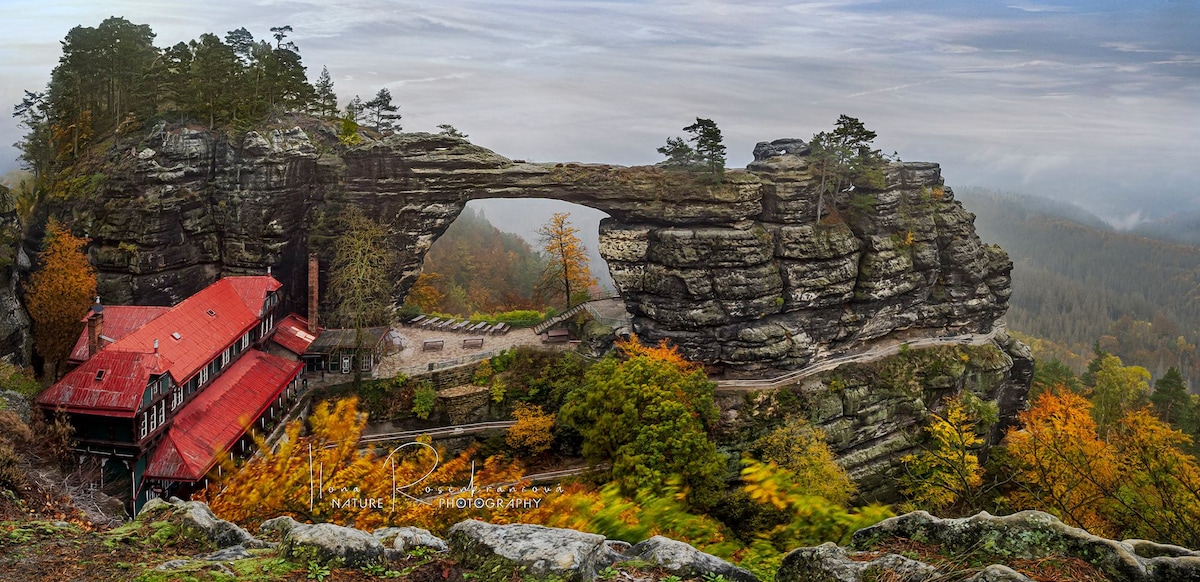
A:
[[145, 350, 301, 482], [67, 305, 169, 366], [35, 275, 302, 513], [271, 313, 320, 356]]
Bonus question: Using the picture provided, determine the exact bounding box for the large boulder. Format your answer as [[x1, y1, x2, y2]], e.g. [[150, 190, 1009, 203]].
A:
[[281, 522, 385, 568], [628, 536, 756, 582], [373, 526, 448, 553], [137, 498, 264, 549], [447, 520, 619, 581]]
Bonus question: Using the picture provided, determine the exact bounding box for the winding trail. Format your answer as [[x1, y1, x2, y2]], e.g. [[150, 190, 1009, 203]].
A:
[[713, 320, 1007, 393]]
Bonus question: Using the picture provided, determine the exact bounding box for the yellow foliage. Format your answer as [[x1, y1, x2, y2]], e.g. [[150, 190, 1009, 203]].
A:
[[201, 398, 547, 534], [755, 416, 855, 505], [505, 403, 555, 455], [536, 212, 596, 309], [899, 395, 985, 514]]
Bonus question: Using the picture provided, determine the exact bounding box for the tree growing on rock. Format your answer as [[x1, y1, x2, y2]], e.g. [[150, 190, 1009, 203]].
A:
[[754, 416, 855, 505], [536, 212, 595, 310], [809, 114, 886, 224], [25, 219, 96, 379], [899, 393, 997, 514], [559, 336, 726, 509], [312, 66, 338, 118], [657, 118, 726, 178], [363, 88, 401, 133]]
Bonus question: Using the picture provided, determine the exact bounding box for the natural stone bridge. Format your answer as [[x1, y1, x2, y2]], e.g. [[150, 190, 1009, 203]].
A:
[[64, 122, 1011, 374]]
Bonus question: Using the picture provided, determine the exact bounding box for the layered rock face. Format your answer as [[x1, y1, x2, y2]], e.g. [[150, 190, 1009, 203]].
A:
[[53, 121, 1010, 374]]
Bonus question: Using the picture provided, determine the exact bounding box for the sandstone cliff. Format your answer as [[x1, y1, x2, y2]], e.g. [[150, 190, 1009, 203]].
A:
[[42, 119, 1010, 374]]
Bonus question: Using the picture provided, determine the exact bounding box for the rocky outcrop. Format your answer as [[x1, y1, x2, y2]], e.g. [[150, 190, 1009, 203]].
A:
[[281, 522, 386, 568], [627, 536, 756, 582], [138, 497, 265, 549], [373, 526, 448, 553], [448, 520, 621, 582], [778, 510, 1200, 582], [0, 189, 31, 364], [717, 334, 1032, 501], [49, 119, 1010, 374], [447, 520, 751, 582]]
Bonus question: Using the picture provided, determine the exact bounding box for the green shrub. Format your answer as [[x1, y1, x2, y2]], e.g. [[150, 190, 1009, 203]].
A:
[[412, 382, 436, 420]]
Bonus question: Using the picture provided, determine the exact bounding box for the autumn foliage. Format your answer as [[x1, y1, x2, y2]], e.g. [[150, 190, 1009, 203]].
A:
[[505, 403, 555, 455], [25, 219, 96, 378], [1004, 390, 1200, 547], [200, 398, 551, 533], [537, 212, 596, 309], [899, 395, 988, 514]]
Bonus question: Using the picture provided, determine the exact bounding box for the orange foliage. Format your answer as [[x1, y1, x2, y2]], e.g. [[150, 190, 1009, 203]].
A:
[[25, 219, 96, 377], [1005, 390, 1200, 546], [537, 212, 596, 309], [200, 398, 553, 534]]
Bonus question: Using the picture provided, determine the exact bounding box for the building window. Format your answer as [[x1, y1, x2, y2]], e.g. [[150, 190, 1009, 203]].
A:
[[172, 385, 183, 409], [140, 413, 148, 439], [360, 355, 372, 371], [221, 350, 230, 368], [200, 367, 209, 385], [158, 401, 165, 426], [150, 408, 158, 431]]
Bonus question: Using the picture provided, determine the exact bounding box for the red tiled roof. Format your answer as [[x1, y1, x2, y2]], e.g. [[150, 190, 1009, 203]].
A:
[[118, 276, 281, 382], [38, 276, 281, 416], [68, 306, 170, 364], [35, 350, 170, 418], [144, 349, 301, 481], [272, 314, 320, 356]]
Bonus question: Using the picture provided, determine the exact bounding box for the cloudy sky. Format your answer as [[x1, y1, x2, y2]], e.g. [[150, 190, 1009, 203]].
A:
[[1, 0, 1197, 223]]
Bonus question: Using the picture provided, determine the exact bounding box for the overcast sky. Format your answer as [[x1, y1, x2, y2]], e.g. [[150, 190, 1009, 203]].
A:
[[1, 0, 1197, 224]]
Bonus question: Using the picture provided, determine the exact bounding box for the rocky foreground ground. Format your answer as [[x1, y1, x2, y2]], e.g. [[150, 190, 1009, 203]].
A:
[[4, 498, 1200, 581]]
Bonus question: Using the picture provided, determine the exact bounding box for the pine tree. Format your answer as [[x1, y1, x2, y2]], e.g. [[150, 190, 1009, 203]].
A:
[[683, 117, 726, 177], [313, 66, 338, 118], [363, 88, 401, 133], [809, 115, 885, 223]]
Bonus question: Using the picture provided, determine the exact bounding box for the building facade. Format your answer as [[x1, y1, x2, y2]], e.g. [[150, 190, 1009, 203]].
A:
[[36, 276, 307, 512]]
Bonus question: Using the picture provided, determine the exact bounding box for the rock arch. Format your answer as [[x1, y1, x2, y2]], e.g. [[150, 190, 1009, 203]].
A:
[[75, 126, 1011, 375]]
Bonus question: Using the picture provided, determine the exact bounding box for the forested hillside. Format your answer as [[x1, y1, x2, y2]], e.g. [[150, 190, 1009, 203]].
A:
[[959, 187, 1200, 385], [406, 207, 548, 315]]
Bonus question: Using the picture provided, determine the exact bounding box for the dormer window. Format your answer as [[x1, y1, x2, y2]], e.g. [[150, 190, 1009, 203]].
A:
[[94, 370, 105, 382]]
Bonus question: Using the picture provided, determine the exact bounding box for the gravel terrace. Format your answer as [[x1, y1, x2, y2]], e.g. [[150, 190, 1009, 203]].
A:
[[373, 323, 574, 379]]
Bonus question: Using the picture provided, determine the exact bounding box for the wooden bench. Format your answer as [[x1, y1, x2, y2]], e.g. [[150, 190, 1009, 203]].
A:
[[494, 322, 510, 335], [462, 337, 484, 349], [422, 339, 445, 351], [468, 322, 489, 333], [452, 321, 471, 332], [422, 317, 441, 329], [542, 329, 570, 343], [407, 314, 427, 325]]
